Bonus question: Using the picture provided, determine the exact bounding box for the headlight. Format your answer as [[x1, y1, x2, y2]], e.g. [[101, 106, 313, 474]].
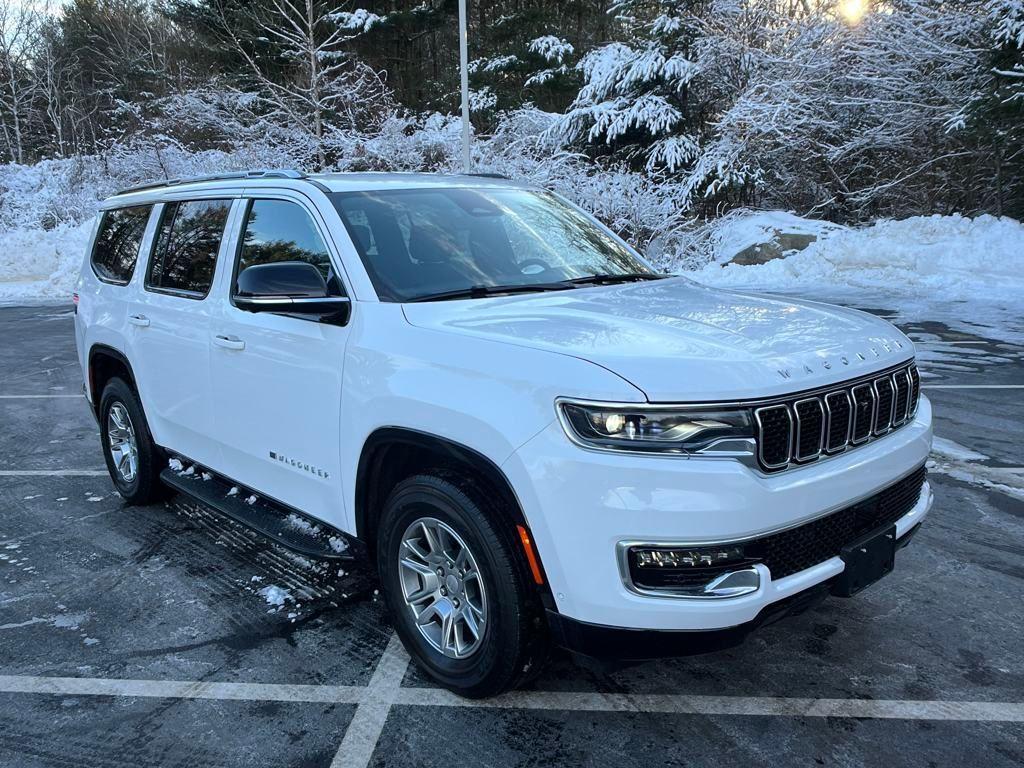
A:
[[557, 400, 754, 455]]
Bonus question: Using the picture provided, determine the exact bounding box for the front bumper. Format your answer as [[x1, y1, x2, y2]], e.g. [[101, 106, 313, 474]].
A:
[[502, 395, 933, 631], [547, 521, 924, 660]]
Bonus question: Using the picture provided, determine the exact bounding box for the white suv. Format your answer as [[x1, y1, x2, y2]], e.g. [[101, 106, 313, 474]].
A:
[[75, 170, 934, 697]]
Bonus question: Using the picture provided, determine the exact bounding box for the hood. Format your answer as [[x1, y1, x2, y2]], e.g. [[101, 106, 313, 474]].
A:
[[401, 277, 914, 402]]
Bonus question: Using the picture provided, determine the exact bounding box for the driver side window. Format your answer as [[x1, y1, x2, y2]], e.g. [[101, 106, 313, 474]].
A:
[[234, 199, 345, 296]]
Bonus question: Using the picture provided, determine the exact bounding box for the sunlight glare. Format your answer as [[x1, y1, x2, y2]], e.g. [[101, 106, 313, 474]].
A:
[[839, 0, 868, 25]]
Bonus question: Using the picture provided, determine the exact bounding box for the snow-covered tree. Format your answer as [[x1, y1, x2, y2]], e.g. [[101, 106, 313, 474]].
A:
[[978, 0, 1024, 215], [212, 0, 392, 165], [556, 0, 994, 219]]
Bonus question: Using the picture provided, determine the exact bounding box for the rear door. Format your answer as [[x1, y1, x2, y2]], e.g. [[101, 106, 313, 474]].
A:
[[128, 195, 239, 467], [209, 190, 352, 528]]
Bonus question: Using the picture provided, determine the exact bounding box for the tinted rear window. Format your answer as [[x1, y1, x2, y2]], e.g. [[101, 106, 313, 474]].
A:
[[147, 199, 232, 298], [91, 205, 152, 284]]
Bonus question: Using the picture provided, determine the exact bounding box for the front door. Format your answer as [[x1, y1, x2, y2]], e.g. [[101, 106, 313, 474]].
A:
[[209, 193, 352, 527], [128, 197, 236, 468]]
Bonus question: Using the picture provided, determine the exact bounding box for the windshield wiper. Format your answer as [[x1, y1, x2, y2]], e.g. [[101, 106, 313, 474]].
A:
[[407, 282, 576, 303], [561, 272, 667, 286]]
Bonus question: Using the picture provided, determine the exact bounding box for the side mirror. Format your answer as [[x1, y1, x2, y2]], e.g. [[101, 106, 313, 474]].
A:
[[234, 261, 350, 321]]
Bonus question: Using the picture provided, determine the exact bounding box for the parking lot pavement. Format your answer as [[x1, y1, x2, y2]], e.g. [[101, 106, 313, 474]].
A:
[[1, 303, 1023, 767]]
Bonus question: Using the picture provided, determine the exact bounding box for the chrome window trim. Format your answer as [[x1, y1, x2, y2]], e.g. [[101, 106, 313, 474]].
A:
[[754, 404, 793, 469], [236, 296, 351, 306], [793, 397, 825, 462], [823, 390, 853, 454]]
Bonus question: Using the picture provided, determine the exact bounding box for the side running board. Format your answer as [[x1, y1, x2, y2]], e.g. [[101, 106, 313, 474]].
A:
[[160, 467, 356, 561]]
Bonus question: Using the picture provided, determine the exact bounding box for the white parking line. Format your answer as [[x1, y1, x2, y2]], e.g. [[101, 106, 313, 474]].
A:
[[331, 633, 410, 768], [397, 688, 1024, 722], [0, 666, 1021, 724], [923, 384, 1024, 389], [914, 341, 991, 345], [0, 470, 108, 476], [0, 394, 83, 399], [0, 674, 365, 703]]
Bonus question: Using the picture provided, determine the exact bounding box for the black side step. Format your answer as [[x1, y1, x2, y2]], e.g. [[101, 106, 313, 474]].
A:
[[160, 467, 356, 561]]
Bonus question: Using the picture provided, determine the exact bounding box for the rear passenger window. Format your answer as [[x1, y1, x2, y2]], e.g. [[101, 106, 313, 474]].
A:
[[147, 199, 231, 298], [91, 205, 152, 284], [234, 199, 343, 295]]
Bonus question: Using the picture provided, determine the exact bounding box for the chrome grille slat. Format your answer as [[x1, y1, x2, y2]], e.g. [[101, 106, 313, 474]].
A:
[[793, 397, 825, 462], [892, 369, 911, 426], [754, 363, 920, 472], [850, 383, 876, 444], [754, 404, 793, 469], [908, 365, 921, 416], [873, 376, 895, 434], [823, 390, 852, 453]]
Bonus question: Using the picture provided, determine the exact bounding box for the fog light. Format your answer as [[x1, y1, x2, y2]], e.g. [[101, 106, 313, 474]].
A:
[[633, 546, 745, 569], [626, 544, 759, 597]]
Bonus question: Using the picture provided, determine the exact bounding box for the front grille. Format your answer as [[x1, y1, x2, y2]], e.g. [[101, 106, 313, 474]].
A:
[[754, 362, 920, 472], [746, 465, 927, 579]]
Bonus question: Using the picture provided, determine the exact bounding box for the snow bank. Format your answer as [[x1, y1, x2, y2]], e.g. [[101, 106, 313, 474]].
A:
[[0, 219, 93, 305], [703, 210, 846, 266], [692, 213, 1024, 302]]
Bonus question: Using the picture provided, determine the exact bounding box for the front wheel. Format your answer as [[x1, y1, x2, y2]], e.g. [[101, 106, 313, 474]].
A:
[[99, 377, 167, 505], [377, 472, 548, 698]]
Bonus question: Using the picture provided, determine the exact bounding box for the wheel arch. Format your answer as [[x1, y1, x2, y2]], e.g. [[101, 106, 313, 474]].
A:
[[355, 427, 553, 605], [87, 344, 138, 418]]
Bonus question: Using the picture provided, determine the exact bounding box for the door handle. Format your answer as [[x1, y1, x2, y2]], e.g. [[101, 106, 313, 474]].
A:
[[127, 314, 150, 328], [213, 334, 245, 351]]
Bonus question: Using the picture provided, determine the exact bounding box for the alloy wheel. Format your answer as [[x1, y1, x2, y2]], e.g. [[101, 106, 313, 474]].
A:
[[107, 402, 139, 483], [398, 516, 488, 659]]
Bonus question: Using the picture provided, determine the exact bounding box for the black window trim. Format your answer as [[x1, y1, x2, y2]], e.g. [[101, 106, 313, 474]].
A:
[[90, 204, 154, 287], [144, 198, 232, 301], [228, 194, 350, 312]]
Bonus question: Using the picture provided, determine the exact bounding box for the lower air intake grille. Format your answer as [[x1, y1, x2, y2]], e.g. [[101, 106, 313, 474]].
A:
[[746, 465, 927, 579]]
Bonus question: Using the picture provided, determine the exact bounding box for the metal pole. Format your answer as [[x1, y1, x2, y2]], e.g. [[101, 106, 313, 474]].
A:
[[459, 0, 471, 174]]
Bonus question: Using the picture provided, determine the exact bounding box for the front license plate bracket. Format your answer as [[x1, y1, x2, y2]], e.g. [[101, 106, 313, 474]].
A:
[[833, 524, 897, 597]]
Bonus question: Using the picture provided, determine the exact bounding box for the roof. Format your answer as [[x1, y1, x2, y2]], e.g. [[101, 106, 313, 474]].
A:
[[106, 169, 525, 205]]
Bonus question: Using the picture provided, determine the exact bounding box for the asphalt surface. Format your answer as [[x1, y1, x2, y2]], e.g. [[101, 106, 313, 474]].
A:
[[0, 303, 1022, 767]]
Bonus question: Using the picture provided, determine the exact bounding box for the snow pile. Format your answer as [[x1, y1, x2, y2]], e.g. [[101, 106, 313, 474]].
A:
[[698, 210, 846, 266], [0, 219, 93, 304], [692, 213, 1024, 302]]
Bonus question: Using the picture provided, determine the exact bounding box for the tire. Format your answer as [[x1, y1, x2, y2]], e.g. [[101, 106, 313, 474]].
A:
[[377, 471, 549, 698], [98, 377, 167, 505]]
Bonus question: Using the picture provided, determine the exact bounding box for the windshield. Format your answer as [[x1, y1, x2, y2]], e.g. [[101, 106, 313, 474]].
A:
[[330, 187, 656, 302]]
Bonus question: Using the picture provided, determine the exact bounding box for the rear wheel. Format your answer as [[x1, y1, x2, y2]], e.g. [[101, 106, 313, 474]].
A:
[[99, 377, 166, 505], [377, 472, 548, 698]]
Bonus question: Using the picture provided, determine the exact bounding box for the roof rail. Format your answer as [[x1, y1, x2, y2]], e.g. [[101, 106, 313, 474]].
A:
[[467, 172, 511, 180], [114, 169, 328, 197]]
